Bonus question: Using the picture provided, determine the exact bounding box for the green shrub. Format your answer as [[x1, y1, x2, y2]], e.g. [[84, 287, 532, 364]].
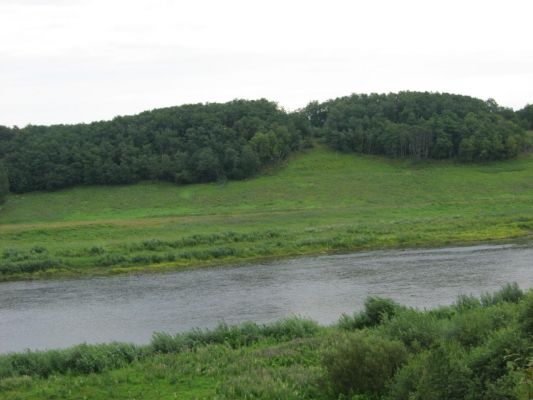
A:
[[455, 294, 481, 311], [447, 308, 495, 348], [389, 343, 473, 400], [323, 332, 408, 398], [0, 263, 20, 274], [0, 343, 144, 379], [481, 372, 525, 400], [339, 297, 401, 330], [519, 290, 533, 336], [467, 327, 530, 392], [447, 304, 516, 348], [337, 313, 368, 330], [150, 332, 182, 353], [481, 283, 524, 306], [383, 309, 444, 351]]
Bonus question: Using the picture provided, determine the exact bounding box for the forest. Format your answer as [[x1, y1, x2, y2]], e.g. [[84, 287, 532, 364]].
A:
[[0, 100, 309, 194], [0, 92, 531, 195], [307, 92, 529, 160], [0, 163, 8, 204]]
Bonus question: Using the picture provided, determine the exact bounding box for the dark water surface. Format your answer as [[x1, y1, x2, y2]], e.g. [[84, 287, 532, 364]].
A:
[[1, 244, 532, 353]]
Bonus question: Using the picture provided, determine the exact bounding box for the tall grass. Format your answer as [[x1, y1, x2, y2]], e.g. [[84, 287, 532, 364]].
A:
[[0, 317, 320, 380], [151, 318, 320, 353], [0, 343, 143, 379]]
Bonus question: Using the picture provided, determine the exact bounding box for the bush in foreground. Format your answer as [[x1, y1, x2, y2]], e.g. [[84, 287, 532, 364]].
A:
[[323, 333, 408, 398]]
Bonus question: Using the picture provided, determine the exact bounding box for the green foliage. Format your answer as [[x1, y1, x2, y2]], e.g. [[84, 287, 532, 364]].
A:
[[1, 93, 529, 195], [525, 130, 533, 152], [338, 297, 400, 330], [307, 92, 526, 162], [455, 293, 482, 310], [389, 344, 473, 400], [262, 317, 322, 341], [400, 326, 531, 400], [517, 104, 533, 130], [519, 290, 533, 336], [0, 259, 61, 275], [0, 318, 319, 381], [323, 332, 408, 398], [383, 308, 444, 351], [216, 373, 314, 400], [467, 327, 530, 392], [481, 282, 524, 306], [1, 99, 306, 193], [0, 162, 8, 204], [0, 343, 143, 379], [446, 305, 513, 348], [151, 317, 320, 353]]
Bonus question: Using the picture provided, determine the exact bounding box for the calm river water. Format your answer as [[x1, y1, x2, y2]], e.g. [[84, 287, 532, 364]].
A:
[[0, 243, 532, 353]]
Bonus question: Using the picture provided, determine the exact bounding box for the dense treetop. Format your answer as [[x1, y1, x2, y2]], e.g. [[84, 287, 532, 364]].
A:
[[0, 92, 530, 194], [305, 92, 527, 161], [0, 163, 8, 204], [517, 104, 533, 130], [0, 99, 309, 193]]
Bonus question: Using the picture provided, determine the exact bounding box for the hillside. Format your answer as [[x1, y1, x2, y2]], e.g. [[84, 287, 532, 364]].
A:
[[1, 92, 531, 197], [1, 147, 533, 281]]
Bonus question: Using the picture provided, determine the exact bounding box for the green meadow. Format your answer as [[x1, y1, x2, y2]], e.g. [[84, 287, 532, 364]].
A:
[[1, 146, 533, 281]]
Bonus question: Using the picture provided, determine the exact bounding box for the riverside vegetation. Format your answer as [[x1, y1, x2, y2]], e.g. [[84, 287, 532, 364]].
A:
[[1, 92, 533, 281], [0, 284, 531, 399], [1, 146, 533, 281], [1, 145, 533, 281]]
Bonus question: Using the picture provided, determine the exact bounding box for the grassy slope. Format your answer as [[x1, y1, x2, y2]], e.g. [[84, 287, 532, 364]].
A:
[[1, 146, 533, 281]]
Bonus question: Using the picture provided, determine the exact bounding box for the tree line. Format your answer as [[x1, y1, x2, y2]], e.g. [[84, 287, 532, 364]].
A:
[[0, 99, 310, 194], [517, 104, 533, 129], [0, 92, 531, 196], [306, 92, 530, 161], [0, 163, 8, 204]]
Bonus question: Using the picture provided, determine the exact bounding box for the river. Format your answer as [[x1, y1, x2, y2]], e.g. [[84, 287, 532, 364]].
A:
[[0, 243, 531, 353]]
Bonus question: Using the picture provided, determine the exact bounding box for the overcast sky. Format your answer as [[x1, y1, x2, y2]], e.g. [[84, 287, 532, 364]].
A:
[[1, 0, 532, 127]]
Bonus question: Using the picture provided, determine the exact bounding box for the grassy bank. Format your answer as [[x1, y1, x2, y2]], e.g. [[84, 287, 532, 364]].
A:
[[1, 285, 531, 399], [1, 146, 533, 281]]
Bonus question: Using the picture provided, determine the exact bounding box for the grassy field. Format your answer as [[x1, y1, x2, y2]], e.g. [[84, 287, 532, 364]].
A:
[[1, 286, 531, 399], [1, 146, 533, 281], [0, 338, 326, 399]]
